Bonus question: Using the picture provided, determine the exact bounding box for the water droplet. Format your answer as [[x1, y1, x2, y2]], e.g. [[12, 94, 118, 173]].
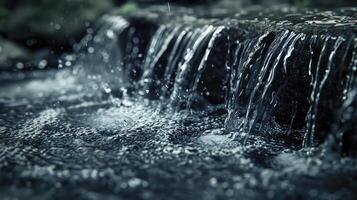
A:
[[88, 47, 94, 54], [65, 61, 72, 67], [106, 30, 115, 39], [38, 60, 48, 69], [102, 83, 112, 93], [55, 24, 61, 30], [128, 178, 142, 188], [16, 62, 24, 69], [210, 177, 218, 186]]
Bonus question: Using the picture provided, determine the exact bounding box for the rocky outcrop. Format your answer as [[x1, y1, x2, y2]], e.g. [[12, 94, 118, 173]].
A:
[[77, 5, 356, 152]]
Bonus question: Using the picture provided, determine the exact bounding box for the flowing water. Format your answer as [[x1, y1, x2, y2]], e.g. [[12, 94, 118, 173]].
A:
[[0, 8, 357, 200]]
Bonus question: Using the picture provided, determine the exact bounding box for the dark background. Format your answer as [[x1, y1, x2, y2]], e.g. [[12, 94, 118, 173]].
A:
[[0, 0, 355, 71]]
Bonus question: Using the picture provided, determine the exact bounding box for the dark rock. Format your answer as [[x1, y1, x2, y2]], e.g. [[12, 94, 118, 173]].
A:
[[102, 5, 356, 151]]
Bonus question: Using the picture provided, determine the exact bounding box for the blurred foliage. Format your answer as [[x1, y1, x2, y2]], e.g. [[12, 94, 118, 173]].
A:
[[0, 0, 114, 53], [120, 1, 138, 15], [0, 6, 8, 21], [294, 0, 311, 7], [0, 0, 113, 39]]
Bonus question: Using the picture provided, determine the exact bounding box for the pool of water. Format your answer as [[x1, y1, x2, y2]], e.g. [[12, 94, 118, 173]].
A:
[[0, 70, 357, 200]]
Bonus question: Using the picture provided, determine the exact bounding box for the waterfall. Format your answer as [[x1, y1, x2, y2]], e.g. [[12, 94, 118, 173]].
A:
[[72, 15, 129, 93], [128, 22, 228, 110], [169, 25, 218, 110], [303, 36, 345, 147], [325, 38, 357, 156], [73, 13, 356, 150], [138, 24, 183, 99], [225, 31, 306, 142]]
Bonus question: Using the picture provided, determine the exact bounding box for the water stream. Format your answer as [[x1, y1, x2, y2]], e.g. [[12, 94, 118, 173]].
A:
[[0, 8, 356, 200]]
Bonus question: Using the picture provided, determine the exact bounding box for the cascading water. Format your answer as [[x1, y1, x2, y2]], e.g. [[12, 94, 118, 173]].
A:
[[0, 5, 357, 200], [73, 15, 129, 93], [224, 32, 355, 147], [94, 16, 355, 149]]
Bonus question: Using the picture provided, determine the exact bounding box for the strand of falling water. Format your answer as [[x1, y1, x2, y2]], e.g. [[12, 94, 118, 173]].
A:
[[143, 25, 182, 78], [283, 33, 306, 74], [304, 35, 327, 148], [303, 36, 345, 148], [139, 25, 167, 84], [258, 32, 305, 130], [262, 32, 305, 98], [219, 33, 234, 114], [224, 34, 270, 133], [74, 15, 129, 72], [226, 40, 255, 111], [74, 15, 129, 65], [223, 37, 236, 111], [342, 38, 357, 101], [239, 31, 292, 143], [101, 17, 132, 106], [225, 41, 245, 126], [307, 35, 318, 107], [139, 25, 182, 96], [97, 17, 130, 104], [260, 32, 305, 116], [324, 38, 357, 154], [263, 33, 306, 136], [186, 26, 225, 110], [163, 28, 203, 102], [101, 17, 130, 96], [72, 16, 129, 97], [160, 27, 192, 99], [225, 31, 306, 143], [170, 26, 215, 109], [225, 34, 271, 127]]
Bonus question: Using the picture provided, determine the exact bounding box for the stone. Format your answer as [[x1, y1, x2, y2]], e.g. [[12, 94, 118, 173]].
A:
[[104, 5, 356, 151]]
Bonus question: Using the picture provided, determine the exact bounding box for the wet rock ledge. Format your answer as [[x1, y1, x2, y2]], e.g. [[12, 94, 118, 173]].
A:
[[79, 5, 357, 154]]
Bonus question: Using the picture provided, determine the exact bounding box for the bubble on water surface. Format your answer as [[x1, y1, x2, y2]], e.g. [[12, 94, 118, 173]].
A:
[[87, 107, 135, 131]]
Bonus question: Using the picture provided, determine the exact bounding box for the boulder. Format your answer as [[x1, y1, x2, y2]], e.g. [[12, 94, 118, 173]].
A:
[[95, 5, 357, 151]]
